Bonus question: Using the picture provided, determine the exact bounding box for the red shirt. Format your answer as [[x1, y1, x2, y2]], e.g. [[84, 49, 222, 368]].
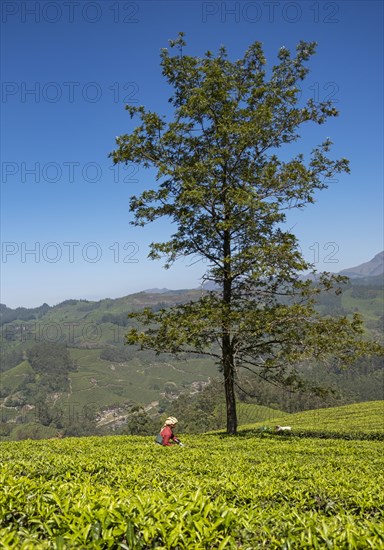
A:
[[160, 425, 177, 446]]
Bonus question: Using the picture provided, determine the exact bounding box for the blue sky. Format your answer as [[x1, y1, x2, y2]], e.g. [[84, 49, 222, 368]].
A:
[[1, 0, 383, 308]]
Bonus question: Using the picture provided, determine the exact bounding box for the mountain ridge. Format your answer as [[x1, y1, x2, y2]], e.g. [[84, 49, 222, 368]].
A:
[[338, 251, 383, 278], [1, 252, 382, 312]]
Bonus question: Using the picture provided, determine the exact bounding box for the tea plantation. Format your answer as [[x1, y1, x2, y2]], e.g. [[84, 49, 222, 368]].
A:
[[1, 402, 383, 548]]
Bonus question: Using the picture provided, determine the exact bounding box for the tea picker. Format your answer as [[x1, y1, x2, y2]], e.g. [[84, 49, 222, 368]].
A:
[[155, 416, 185, 446]]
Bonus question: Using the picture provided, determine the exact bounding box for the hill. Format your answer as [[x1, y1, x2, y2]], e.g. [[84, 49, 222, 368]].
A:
[[238, 400, 384, 438], [339, 251, 384, 278], [0, 271, 382, 441]]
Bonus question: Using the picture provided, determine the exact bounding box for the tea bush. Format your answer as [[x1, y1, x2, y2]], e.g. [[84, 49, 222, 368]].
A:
[[1, 433, 383, 548]]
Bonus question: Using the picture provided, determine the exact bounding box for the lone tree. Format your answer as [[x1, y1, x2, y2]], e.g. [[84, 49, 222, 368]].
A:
[[110, 35, 381, 434]]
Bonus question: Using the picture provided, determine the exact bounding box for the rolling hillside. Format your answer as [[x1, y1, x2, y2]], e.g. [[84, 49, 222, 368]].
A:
[[238, 400, 384, 437], [1, 271, 382, 441]]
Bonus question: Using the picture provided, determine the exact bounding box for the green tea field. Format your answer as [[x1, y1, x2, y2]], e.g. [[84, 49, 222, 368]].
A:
[[237, 400, 384, 438], [0, 402, 383, 549]]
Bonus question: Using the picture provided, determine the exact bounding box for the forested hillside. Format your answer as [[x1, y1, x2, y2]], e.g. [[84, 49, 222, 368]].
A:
[[0, 277, 382, 441]]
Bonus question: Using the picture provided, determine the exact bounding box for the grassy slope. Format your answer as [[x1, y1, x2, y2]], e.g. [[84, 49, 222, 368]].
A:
[[228, 403, 284, 425], [341, 288, 384, 322], [239, 400, 384, 435], [1, 291, 219, 411], [0, 349, 219, 413], [1, 360, 33, 391], [65, 349, 219, 408]]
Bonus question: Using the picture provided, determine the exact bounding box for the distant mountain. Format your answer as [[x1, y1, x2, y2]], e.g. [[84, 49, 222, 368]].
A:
[[143, 288, 170, 294], [0, 302, 51, 325], [339, 252, 384, 279], [144, 287, 200, 295], [200, 281, 219, 291]]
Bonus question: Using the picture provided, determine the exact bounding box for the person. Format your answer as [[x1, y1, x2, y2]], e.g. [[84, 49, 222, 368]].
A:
[[157, 416, 184, 446]]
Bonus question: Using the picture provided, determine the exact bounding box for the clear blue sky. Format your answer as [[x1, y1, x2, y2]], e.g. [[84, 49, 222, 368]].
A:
[[1, 0, 383, 308]]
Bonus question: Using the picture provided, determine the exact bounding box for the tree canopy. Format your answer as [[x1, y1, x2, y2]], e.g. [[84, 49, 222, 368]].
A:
[[110, 34, 382, 434]]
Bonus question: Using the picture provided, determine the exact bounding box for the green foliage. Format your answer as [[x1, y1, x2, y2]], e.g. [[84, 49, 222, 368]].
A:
[[342, 286, 384, 323], [28, 342, 76, 374], [99, 346, 136, 362], [0, 348, 23, 373], [121, 410, 158, 436], [0, 361, 34, 393], [27, 343, 76, 393], [0, 302, 50, 327], [1, 417, 383, 548], [100, 312, 131, 327], [162, 379, 224, 433], [11, 422, 57, 441]]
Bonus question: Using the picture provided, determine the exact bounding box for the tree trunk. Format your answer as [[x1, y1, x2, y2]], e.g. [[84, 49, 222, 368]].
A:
[[222, 221, 237, 435], [222, 340, 237, 434]]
